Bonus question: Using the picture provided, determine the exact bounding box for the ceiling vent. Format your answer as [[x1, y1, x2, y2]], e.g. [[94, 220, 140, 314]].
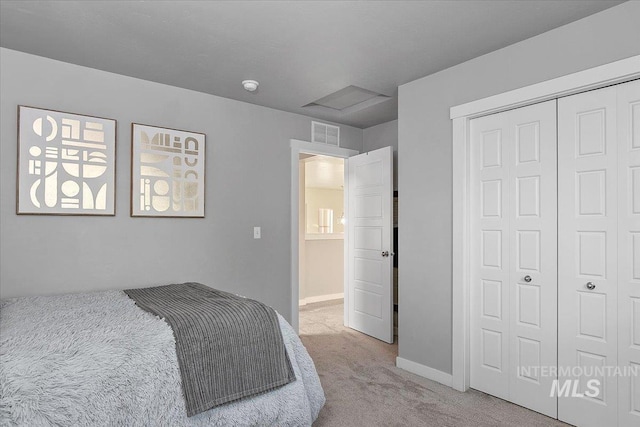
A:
[[312, 121, 340, 146], [304, 85, 390, 114]]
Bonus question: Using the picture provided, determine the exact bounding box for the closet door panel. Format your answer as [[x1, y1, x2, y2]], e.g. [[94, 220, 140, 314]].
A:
[[508, 101, 558, 418], [558, 86, 618, 427], [618, 79, 640, 427], [471, 112, 511, 400], [470, 100, 557, 416]]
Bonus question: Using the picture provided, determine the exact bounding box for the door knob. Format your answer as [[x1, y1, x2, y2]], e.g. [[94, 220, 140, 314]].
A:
[[586, 282, 596, 290], [382, 251, 389, 257], [524, 275, 532, 283]]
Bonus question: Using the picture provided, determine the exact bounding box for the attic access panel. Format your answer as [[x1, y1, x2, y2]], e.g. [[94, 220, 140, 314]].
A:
[[304, 85, 390, 114]]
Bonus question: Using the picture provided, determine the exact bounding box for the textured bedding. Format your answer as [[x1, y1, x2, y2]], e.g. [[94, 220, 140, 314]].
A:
[[125, 283, 295, 416], [0, 290, 325, 426]]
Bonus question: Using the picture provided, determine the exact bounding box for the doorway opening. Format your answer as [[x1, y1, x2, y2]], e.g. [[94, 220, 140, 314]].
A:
[[298, 154, 346, 329], [289, 139, 357, 333], [290, 140, 396, 345]]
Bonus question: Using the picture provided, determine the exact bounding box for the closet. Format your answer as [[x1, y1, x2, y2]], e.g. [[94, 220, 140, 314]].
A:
[[469, 79, 639, 427]]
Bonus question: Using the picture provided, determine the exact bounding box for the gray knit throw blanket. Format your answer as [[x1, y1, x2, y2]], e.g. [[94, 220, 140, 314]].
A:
[[125, 282, 295, 416]]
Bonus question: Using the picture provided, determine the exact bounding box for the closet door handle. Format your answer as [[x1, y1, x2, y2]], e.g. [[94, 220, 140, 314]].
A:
[[586, 282, 596, 290], [524, 275, 532, 283]]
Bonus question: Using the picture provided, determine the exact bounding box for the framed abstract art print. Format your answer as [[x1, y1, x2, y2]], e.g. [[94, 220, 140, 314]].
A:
[[17, 105, 117, 215], [131, 123, 206, 217]]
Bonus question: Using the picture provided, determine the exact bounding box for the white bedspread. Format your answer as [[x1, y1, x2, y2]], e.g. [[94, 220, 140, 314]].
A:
[[0, 290, 324, 426]]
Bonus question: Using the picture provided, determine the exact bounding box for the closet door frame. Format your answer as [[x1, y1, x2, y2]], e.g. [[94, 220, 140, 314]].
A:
[[450, 55, 640, 393]]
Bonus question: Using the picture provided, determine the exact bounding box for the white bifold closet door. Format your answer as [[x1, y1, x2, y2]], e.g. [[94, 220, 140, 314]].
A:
[[617, 80, 640, 427], [558, 79, 640, 427], [470, 100, 558, 418]]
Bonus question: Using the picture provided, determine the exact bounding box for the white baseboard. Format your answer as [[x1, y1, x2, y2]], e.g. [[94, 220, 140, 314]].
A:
[[299, 292, 343, 306], [396, 357, 453, 388]]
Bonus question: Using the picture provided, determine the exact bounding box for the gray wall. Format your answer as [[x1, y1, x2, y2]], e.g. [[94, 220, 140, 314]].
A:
[[363, 120, 398, 191], [303, 239, 344, 300], [398, 1, 640, 374], [0, 48, 363, 323]]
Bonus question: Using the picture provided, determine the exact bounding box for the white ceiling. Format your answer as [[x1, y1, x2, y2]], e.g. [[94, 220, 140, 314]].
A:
[[0, 1, 624, 129], [304, 156, 344, 190]]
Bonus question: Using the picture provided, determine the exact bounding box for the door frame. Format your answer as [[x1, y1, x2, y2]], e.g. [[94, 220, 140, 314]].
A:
[[290, 139, 358, 332], [450, 55, 640, 392]]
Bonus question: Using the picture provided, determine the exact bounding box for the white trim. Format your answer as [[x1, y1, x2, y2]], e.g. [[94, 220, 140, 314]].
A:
[[343, 160, 350, 328], [450, 56, 640, 393], [451, 116, 470, 392], [299, 292, 344, 306], [396, 357, 453, 388], [290, 139, 358, 333], [290, 139, 357, 157], [450, 55, 640, 119], [305, 233, 344, 241]]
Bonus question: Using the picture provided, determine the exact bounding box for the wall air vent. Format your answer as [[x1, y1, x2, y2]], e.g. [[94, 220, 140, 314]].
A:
[[312, 121, 340, 146]]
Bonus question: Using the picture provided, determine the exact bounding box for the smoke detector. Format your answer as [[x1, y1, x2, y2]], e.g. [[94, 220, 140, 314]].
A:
[[242, 80, 259, 92]]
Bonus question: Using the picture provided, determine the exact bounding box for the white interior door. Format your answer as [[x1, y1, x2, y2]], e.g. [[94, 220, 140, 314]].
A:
[[616, 79, 640, 427], [470, 100, 558, 417], [558, 85, 619, 427], [346, 146, 393, 343]]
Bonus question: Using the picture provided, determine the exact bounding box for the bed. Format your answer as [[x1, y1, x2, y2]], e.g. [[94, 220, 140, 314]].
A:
[[0, 284, 325, 426]]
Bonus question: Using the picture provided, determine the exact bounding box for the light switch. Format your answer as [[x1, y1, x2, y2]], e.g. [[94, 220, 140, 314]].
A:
[[253, 226, 261, 239]]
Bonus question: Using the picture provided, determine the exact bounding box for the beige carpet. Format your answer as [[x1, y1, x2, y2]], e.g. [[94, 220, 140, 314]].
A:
[[299, 300, 567, 427]]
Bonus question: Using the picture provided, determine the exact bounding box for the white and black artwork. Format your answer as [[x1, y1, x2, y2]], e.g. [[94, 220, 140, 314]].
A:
[[131, 123, 205, 217], [17, 106, 117, 215]]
